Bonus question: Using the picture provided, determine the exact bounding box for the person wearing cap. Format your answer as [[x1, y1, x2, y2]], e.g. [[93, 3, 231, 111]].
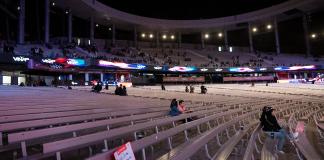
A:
[[260, 106, 297, 154]]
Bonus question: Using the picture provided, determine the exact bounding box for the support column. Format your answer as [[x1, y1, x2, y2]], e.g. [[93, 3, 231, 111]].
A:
[[112, 24, 116, 46], [100, 73, 104, 82], [134, 27, 137, 48], [303, 14, 311, 57], [156, 32, 160, 48], [0, 71, 2, 85], [68, 11, 73, 43], [274, 17, 280, 55], [90, 16, 94, 44], [85, 73, 89, 85], [68, 74, 73, 81], [201, 33, 205, 49], [178, 32, 182, 48], [44, 0, 50, 44], [248, 23, 254, 53], [224, 30, 229, 50], [18, 0, 25, 44]]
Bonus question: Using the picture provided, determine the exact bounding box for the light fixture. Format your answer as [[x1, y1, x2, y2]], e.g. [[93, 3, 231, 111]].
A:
[[204, 34, 209, 39], [52, 2, 56, 6], [266, 24, 272, 30], [149, 34, 154, 39], [141, 33, 146, 38], [252, 27, 258, 32], [171, 35, 175, 40], [17, 6, 21, 11], [311, 33, 317, 39], [65, 10, 69, 14], [96, 24, 99, 27], [162, 35, 167, 39], [108, 27, 112, 31]]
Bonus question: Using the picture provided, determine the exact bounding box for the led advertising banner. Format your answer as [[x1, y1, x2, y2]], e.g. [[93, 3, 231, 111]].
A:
[[229, 67, 255, 72], [98, 60, 146, 70], [168, 66, 197, 72], [163, 76, 205, 82], [274, 65, 317, 71], [223, 76, 274, 82]]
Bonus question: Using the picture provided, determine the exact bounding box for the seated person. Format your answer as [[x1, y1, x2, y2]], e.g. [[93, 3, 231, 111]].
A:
[[92, 83, 102, 93], [178, 100, 192, 113], [260, 106, 298, 154], [120, 86, 128, 96], [169, 99, 181, 116], [185, 85, 189, 93]]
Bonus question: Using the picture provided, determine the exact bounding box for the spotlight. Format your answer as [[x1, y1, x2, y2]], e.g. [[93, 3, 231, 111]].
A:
[[149, 34, 154, 39], [171, 35, 175, 40], [108, 27, 111, 31], [267, 24, 272, 30], [141, 33, 146, 38], [204, 34, 209, 39], [17, 6, 21, 11], [218, 33, 223, 38], [52, 2, 56, 6], [65, 10, 69, 14], [252, 27, 258, 32], [311, 33, 317, 39], [162, 35, 167, 39], [96, 24, 99, 27]]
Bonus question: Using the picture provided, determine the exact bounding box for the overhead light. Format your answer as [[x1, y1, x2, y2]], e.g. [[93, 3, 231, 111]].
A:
[[52, 2, 56, 6], [204, 34, 209, 39], [311, 33, 317, 39], [141, 33, 146, 38], [229, 46, 233, 52], [65, 10, 69, 14], [252, 27, 258, 32], [108, 27, 111, 31], [162, 35, 167, 39], [171, 35, 175, 40], [96, 24, 99, 27], [218, 46, 222, 52], [17, 6, 21, 11], [149, 34, 154, 38], [218, 33, 223, 37], [267, 24, 272, 30]]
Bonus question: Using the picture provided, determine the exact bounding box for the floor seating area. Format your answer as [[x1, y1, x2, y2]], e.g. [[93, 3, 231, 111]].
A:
[[0, 83, 323, 160]]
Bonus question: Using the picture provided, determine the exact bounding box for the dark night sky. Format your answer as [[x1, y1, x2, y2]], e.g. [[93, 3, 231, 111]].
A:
[[98, 0, 288, 20]]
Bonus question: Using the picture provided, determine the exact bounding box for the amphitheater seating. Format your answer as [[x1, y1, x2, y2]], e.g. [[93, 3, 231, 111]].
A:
[[0, 84, 323, 160]]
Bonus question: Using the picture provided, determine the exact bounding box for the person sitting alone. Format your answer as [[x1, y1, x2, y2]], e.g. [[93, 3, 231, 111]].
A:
[[92, 83, 102, 93], [260, 106, 298, 154], [161, 84, 166, 91], [19, 82, 25, 87], [201, 85, 207, 94]]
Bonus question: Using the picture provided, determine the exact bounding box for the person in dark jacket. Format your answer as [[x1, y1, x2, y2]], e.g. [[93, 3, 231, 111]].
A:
[[169, 99, 180, 116], [260, 106, 297, 154]]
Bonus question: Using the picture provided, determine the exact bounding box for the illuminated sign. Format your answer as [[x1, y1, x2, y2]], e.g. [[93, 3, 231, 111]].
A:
[[13, 56, 29, 62], [66, 59, 85, 66], [54, 58, 85, 67], [168, 66, 197, 72], [259, 68, 267, 71], [98, 60, 146, 70], [229, 67, 254, 72], [154, 66, 162, 70], [42, 59, 55, 64], [200, 68, 208, 72], [275, 65, 316, 71]]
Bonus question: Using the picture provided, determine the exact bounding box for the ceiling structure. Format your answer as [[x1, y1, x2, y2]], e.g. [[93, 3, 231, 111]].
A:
[[97, 0, 288, 20], [55, 0, 324, 32]]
